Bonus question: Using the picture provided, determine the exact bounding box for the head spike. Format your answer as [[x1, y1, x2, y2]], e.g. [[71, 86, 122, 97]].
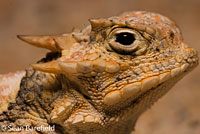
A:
[[31, 60, 62, 74], [58, 61, 78, 74], [17, 35, 60, 51], [89, 18, 112, 31], [54, 34, 77, 50], [17, 34, 77, 52], [89, 19, 102, 31]]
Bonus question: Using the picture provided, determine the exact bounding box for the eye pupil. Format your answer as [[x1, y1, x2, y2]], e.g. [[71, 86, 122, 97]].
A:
[[115, 32, 135, 45]]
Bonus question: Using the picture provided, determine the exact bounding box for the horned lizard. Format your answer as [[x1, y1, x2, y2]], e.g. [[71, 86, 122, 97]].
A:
[[0, 11, 198, 134]]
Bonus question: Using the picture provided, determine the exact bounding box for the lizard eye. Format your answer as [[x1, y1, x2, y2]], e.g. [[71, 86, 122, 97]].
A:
[[108, 28, 148, 55], [115, 32, 135, 45]]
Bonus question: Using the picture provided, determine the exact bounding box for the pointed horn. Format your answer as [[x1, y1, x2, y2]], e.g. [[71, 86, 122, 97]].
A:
[[17, 34, 77, 52], [89, 19, 102, 31], [31, 60, 62, 74], [89, 18, 112, 31], [54, 34, 77, 50], [17, 35, 60, 51], [58, 61, 77, 74]]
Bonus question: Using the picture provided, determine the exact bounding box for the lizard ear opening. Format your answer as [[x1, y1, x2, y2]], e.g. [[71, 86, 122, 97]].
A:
[[31, 60, 62, 74], [17, 34, 77, 52]]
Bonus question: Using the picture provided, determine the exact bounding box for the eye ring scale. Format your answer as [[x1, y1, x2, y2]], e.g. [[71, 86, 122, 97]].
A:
[[108, 28, 143, 54]]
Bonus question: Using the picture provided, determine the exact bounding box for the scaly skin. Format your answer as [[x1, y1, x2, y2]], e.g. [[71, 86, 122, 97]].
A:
[[0, 11, 198, 134]]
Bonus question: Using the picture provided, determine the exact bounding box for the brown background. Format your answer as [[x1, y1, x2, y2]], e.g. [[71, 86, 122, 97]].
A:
[[0, 0, 199, 133]]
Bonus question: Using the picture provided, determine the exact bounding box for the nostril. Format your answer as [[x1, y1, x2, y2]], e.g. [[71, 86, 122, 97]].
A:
[[156, 48, 160, 52], [169, 32, 175, 43]]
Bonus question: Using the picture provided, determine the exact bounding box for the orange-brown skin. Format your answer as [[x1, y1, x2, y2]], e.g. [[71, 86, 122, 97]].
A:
[[0, 11, 198, 134]]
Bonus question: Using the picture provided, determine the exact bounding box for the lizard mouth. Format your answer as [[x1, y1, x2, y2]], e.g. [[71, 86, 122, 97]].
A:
[[119, 70, 188, 118], [103, 62, 197, 106], [99, 62, 198, 116]]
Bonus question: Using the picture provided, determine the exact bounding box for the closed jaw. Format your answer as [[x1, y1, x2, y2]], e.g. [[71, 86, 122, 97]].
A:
[[104, 63, 190, 105]]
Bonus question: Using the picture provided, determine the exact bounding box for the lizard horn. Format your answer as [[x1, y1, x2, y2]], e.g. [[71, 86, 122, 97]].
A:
[[17, 34, 77, 52], [89, 18, 112, 31], [31, 60, 62, 74]]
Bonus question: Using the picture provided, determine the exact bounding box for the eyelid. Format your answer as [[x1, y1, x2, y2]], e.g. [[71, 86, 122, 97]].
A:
[[110, 28, 139, 36], [114, 29, 135, 34]]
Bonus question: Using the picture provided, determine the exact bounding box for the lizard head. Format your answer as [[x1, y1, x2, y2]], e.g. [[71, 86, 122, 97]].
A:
[[18, 11, 198, 116]]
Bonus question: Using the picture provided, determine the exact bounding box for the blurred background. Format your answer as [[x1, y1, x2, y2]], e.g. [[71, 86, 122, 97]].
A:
[[0, 0, 199, 133]]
